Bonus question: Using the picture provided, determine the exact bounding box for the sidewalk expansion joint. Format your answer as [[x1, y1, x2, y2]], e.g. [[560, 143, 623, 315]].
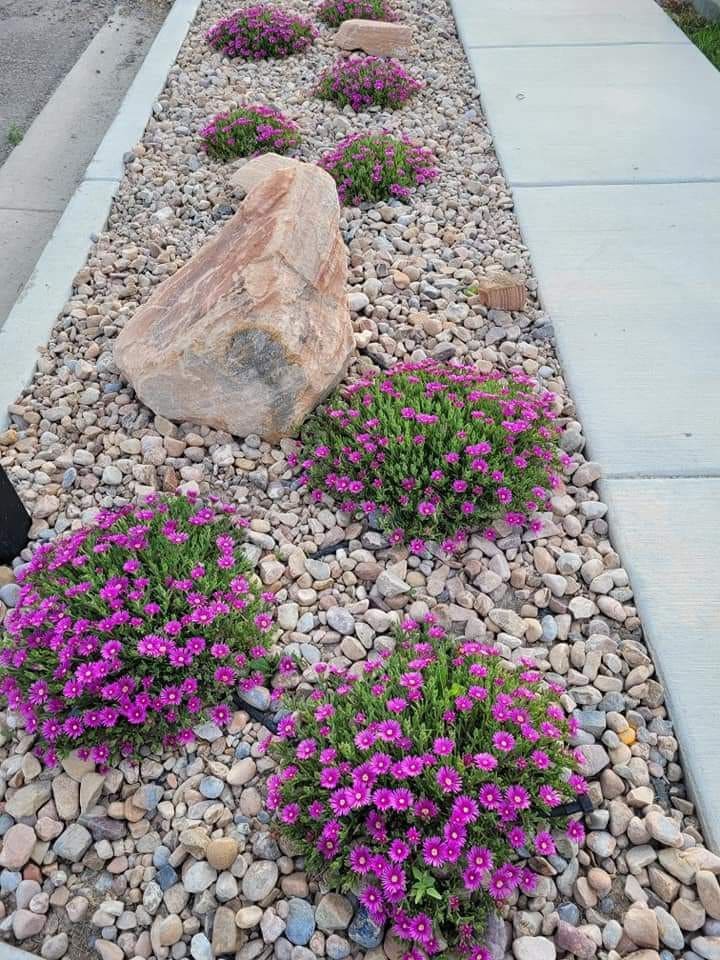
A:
[[603, 473, 720, 481], [511, 176, 720, 188], [0, 205, 65, 214], [465, 40, 689, 49]]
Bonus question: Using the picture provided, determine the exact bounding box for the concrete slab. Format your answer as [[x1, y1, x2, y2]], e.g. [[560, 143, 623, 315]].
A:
[[512, 181, 720, 477], [601, 477, 720, 850], [86, 0, 206, 180], [0, 7, 164, 333], [0, 0, 204, 429], [0, 208, 62, 324], [450, 0, 686, 47], [0, 0, 119, 166], [0, 9, 163, 204], [467, 43, 720, 185]]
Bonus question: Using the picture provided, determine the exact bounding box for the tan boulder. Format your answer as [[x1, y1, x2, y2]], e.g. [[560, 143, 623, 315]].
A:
[[230, 151, 298, 195], [114, 157, 353, 442], [335, 19, 413, 57]]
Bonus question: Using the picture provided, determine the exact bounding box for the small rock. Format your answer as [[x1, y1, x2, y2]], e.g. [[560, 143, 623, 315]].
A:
[[212, 905, 238, 955], [52, 824, 92, 863], [228, 757, 257, 786], [13, 908, 46, 940], [698, 870, 720, 920], [625, 905, 659, 949], [41, 932, 69, 960], [207, 837, 239, 871], [555, 920, 597, 959], [5, 782, 52, 818], [348, 906, 383, 949], [316, 894, 354, 932], [183, 860, 217, 893], [191, 933, 213, 960], [513, 936, 556, 960], [287, 898, 316, 946], [326, 605, 355, 636], [242, 860, 278, 902], [0, 823, 37, 870], [159, 914, 184, 946], [237, 906, 263, 929]]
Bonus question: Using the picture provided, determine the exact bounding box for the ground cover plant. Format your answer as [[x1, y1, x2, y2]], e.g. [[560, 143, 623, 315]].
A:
[[200, 104, 301, 160], [315, 56, 423, 112], [206, 5, 317, 59], [270, 618, 585, 959], [0, 494, 279, 767], [298, 359, 564, 547], [317, 0, 395, 27], [318, 131, 438, 204], [664, 0, 720, 69]]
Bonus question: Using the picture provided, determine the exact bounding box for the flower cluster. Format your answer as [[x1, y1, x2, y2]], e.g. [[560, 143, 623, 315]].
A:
[[200, 104, 301, 161], [270, 620, 585, 958], [0, 494, 280, 767], [319, 131, 438, 204], [206, 5, 317, 59], [315, 56, 423, 112], [297, 359, 566, 546], [317, 0, 395, 27]]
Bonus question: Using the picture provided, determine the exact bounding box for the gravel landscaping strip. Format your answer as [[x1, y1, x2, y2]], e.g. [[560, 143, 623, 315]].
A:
[[0, 1, 718, 959]]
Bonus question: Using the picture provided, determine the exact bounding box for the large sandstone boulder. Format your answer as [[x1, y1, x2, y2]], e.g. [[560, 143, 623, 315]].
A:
[[114, 157, 353, 442]]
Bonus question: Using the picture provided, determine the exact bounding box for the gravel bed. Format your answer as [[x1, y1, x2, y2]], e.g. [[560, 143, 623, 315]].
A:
[[1, 0, 719, 959]]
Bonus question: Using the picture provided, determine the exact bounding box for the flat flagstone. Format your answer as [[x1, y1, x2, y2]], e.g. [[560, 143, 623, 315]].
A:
[[466, 43, 720, 184], [512, 181, 720, 477], [450, 0, 686, 47], [600, 478, 720, 851]]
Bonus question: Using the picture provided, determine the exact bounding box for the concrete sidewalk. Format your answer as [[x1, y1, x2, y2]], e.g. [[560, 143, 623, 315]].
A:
[[451, 0, 720, 849]]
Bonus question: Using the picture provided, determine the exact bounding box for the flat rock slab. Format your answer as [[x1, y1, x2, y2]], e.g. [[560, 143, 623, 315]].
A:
[[467, 43, 720, 184], [600, 477, 720, 852], [512, 181, 720, 476], [334, 19, 412, 56], [451, 0, 686, 46]]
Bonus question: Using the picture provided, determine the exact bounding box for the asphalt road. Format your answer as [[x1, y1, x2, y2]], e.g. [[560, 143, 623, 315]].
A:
[[0, 0, 166, 164]]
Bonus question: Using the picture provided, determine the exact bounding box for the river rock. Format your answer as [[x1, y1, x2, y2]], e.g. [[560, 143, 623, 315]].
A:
[[316, 894, 354, 932], [242, 860, 278, 902], [0, 823, 36, 870], [115, 158, 353, 442], [286, 898, 316, 945]]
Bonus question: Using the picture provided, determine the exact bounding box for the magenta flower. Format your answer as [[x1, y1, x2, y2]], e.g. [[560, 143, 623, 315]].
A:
[[534, 831, 556, 856], [436, 766, 462, 794], [566, 820, 586, 844], [492, 730, 516, 753], [423, 835, 445, 868]]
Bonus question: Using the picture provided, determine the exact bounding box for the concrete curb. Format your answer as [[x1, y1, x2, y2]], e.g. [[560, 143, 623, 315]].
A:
[[0, 0, 204, 430], [0, 945, 42, 960]]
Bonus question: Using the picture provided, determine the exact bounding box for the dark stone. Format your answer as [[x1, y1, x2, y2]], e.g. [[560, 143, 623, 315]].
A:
[[79, 814, 127, 842], [0, 464, 30, 562], [348, 907, 383, 950], [156, 865, 178, 891]]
